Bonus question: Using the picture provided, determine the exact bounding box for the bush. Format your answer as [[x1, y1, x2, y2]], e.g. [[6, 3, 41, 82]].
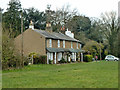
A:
[[33, 56, 39, 64], [33, 55, 47, 64], [2, 52, 28, 70], [84, 55, 93, 62], [29, 52, 38, 58], [40, 55, 47, 64], [49, 59, 53, 64], [2, 31, 29, 70], [28, 53, 47, 64], [2, 60, 8, 70], [24, 57, 29, 66], [67, 61, 70, 63], [59, 57, 67, 63], [2, 31, 16, 69]]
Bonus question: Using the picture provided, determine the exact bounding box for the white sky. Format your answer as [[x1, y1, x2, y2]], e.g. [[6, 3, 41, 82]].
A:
[[0, 0, 120, 18]]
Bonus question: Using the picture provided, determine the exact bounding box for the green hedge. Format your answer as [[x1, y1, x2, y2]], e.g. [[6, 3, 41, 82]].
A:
[[33, 55, 47, 64], [84, 55, 93, 62], [2, 54, 28, 70]]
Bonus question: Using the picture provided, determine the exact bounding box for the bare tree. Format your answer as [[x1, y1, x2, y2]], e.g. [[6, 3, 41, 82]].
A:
[[100, 11, 120, 56], [51, 4, 78, 32]]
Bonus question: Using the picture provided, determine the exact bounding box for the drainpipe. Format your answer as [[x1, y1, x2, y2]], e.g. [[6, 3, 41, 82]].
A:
[[45, 38, 49, 64]]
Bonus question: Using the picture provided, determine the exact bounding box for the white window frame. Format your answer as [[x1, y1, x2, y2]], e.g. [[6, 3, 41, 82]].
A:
[[71, 41, 73, 48], [58, 40, 60, 47], [77, 42, 78, 49], [49, 39, 52, 47], [80, 44, 82, 49], [63, 40, 65, 48]]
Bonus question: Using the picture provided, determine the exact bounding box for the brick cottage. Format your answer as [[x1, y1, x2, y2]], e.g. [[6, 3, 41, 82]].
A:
[[14, 21, 84, 64]]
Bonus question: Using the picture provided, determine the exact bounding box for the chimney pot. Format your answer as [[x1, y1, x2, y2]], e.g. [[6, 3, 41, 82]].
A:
[[29, 20, 34, 30]]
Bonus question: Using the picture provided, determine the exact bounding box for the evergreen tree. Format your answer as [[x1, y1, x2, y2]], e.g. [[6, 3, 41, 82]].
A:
[[23, 7, 46, 30], [2, 0, 22, 37]]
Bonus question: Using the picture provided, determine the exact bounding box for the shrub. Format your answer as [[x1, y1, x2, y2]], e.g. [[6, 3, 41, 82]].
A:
[[49, 59, 53, 64], [67, 61, 70, 63], [84, 55, 93, 62], [2, 31, 16, 69], [59, 57, 67, 63], [40, 55, 47, 64], [33, 55, 47, 64], [24, 57, 29, 66], [29, 52, 38, 58], [2, 60, 8, 70], [2, 52, 28, 70], [33, 56, 39, 64]]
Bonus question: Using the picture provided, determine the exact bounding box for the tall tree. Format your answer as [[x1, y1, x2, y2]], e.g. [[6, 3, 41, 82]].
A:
[[87, 18, 104, 42], [83, 40, 104, 59], [66, 15, 91, 33], [23, 7, 46, 30], [51, 4, 78, 32], [118, 31, 120, 58], [2, 0, 22, 37], [100, 11, 120, 56]]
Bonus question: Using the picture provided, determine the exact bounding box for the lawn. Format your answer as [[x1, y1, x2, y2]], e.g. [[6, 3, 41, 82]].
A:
[[2, 61, 118, 88]]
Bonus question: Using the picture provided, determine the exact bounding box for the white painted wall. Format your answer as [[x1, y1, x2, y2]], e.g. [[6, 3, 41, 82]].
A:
[[47, 52, 50, 64], [75, 53, 76, 61], [47, 52, 53, 64], [50, 53, 53, 60], [71, 53, 76, 61], [71, 53, 74, 61], [57, 53, 62, 61], [81, 53, 83, 62], [68, 56, 70, 62], [54, 52, 56, 64]]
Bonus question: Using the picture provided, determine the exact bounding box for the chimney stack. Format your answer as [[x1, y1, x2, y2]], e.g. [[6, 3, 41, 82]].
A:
[[29, 20, 34, 30], [65, 28, 74, 38], [45, 5, 52, 33], [46, 23, 52, 33], [60, 26, 65, 34]]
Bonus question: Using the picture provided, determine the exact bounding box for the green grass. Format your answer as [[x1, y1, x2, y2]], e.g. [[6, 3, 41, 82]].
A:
[[2, 61, 118, 88]]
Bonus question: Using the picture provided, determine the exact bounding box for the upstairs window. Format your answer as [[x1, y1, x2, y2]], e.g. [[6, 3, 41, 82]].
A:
[[58, 40, 60, 47], [80, 44, 82, 49], [63, 40, 65, 48], [77, 42, 78, 49], [49, 39, 52, 47], [71, 41, 73, 48]]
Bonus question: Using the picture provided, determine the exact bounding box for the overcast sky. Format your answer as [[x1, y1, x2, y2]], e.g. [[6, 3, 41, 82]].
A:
[[0, 0, 120, 18]]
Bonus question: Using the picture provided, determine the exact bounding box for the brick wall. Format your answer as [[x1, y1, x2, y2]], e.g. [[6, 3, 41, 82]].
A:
[[46, 39, 80, 49], [65, 41, 71, 49], [14, 29, 46, 56]]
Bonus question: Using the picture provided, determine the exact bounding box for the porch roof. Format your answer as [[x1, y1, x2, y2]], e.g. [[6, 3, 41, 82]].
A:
[[46, 48, 84, 53]]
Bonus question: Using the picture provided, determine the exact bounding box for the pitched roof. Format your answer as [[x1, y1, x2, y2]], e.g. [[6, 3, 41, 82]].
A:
[[34, 29, 82, 43]]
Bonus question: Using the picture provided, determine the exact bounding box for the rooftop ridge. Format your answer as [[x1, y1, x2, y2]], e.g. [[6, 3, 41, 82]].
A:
[[33, 29, 82, 43]]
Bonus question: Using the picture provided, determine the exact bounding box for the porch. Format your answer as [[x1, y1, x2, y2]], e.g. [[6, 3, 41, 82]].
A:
[[46, 48, 84, 64]]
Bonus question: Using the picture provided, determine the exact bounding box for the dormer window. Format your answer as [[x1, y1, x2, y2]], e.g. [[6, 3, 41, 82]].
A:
[[49, 39, 52, 47], [71, 41, 73, 48], [58, 40, 60, 47]]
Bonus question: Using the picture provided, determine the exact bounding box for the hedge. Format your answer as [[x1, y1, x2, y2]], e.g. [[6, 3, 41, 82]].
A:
[[84, 55, 93, 62], [33, 55, 47, 64]]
